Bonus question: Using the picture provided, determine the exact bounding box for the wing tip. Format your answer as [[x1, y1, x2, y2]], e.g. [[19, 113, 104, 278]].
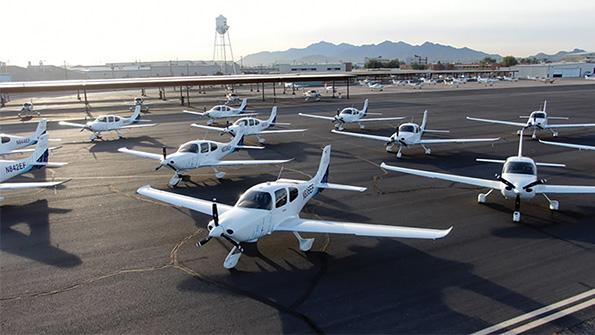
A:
[[136, 184, 154, 195]]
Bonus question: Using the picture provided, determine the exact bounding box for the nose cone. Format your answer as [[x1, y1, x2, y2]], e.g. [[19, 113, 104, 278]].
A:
[[209, 225, 224, 238]]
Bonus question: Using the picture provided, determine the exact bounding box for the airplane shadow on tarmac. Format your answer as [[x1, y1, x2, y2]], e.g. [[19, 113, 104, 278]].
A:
[[173, 236, 584, 334], [0, 199, 81, 268]]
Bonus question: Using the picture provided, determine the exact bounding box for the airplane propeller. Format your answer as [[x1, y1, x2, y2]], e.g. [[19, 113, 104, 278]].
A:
[[155, 146, 177, 171], [196, 202, 244, 252]]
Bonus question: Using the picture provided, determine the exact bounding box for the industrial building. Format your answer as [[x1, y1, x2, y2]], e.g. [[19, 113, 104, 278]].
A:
[[70, 60, 238, 79], [507, 62, 595, 78]]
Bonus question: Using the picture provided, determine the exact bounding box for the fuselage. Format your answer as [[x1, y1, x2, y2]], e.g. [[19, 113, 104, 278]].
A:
[[206, 179, 316, 243], [388, 123, 422, 146], [499, 156, 538, 200], [335, 107, 365, 123], [524, 111, 548, 129], [160, 139, 235, 171], [0, 134, 36, 154], [226, 117, 271, 136], [0, 157, 35, 182], [205, 105, 242, 119], [87, 115, 133, 132]]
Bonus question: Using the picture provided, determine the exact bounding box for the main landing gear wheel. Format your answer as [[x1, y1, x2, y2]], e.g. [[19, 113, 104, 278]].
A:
[[293, 232, 314, 252], [477, 189, 493, 204], [513, 211, 521, 222], [424, 147, 432, 155], [549, 200, 560, 211], [359, 123, 365, 129], [512, 194, 521, 222], [168, 174, 182, 187], [215, 171, 226, 179], [223, 246, 243, 269]]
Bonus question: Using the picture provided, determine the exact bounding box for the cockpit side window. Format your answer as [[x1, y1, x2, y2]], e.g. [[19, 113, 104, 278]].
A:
[[200, 143, 209, 153], [1, 136, 10, 143], [98, 116, 107, 122], [113, 116, 121, 122], [289, 187, 299, 202], [210, 143, 218, 151], [275, 188, 288, 208], [249, 119, 255, 126]]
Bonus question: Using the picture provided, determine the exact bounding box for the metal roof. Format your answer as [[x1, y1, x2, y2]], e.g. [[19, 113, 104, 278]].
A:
[[0, 73, 355, 94]]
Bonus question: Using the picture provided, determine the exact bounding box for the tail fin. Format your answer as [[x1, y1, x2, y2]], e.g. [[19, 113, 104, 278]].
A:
[[518, 128, 524, 157], [361, 99, 369, 116], [311, 145, 367, 192], [238, 98, 248, 112], [34, 119, 47, 139], [130, 102, 142, 122], [29, 134, 49, 168], [420, 110, 429, 131], [268, 106, 278, 124], [313, 145, 331, 185]]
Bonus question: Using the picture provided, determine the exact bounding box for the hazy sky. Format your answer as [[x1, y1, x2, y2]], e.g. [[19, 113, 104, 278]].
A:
[[2, 0, 594, 66]]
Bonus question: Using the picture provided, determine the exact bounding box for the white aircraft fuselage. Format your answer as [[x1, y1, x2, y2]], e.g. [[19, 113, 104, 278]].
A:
[[0, 134, 38, 154], [161, 140, 238, 172]]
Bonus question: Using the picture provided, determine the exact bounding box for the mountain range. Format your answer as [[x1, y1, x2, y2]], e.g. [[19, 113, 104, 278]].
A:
[[241, 41, 502, 66], [241, 41, 589, 66]]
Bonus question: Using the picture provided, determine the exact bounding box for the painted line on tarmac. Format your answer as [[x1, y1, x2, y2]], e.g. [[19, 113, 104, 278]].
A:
[[472, 288, 595, 335]]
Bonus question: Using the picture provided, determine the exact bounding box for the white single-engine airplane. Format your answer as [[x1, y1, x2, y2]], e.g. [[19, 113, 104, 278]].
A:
[[332, 110, 499, 158], [539, 140, 595, 151], [118, 129, 292, 187], [299, 99, 405, 130], [59, 101, 155, 141], [0, 119, 61, 155], [137, 145, 452, 269], [0, 134, 68, 201], [467, 100, 595, 139], [191, 106, 307, 143], [184, 98, 256, 125], [381, 129, 595, 222]]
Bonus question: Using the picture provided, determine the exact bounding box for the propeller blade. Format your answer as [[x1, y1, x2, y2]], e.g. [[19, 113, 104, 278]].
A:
[[165, 163, 177, 172], [497, 175, 515, 190], [221, 234, 243, 252], [155, 165, 162, 171], [523, 179, 546, 191], [212, 202, 219, 227], [196, 237, 211, 247], [161, 146, 167, 160]]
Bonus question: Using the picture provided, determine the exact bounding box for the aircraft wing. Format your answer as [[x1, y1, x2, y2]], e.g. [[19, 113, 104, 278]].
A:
[[121, 123, 156, 129], [0, 180, 67, 190], [118, 147, 163, 160], [211, 159, 292, 167], [534, 185, 595, 194], [298, 113, 335, 121], [183, 110, 207, 116], [259, 129, 307, 134], [331, 130, 392, 142], [359, 116, 406, 122], [419, 137, 499, 144], [59, 121, 87, 128], [191, 124, 227, 132], [380, 163, 503, 190], [546, 123, 595, 129], [539, 140, 595, 151], [275, 217, 452, 240], [137, 185, 232, 215], [466, 117, 526, 127]]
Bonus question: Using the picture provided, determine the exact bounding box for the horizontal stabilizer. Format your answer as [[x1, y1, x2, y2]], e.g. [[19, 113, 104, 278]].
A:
[[318, 182, 366, 192]]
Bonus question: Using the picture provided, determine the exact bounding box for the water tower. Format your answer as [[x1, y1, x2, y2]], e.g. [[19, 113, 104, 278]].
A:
[[213, 15, 237, 75]]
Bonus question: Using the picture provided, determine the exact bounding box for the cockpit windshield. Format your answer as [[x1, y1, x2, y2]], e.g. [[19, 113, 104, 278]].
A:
[[399, 125, 415, 133], [236, 191, 272, 210], [532, 112, 546, 119], [504, 161, 535, 175], [179, 143, 199, 153]]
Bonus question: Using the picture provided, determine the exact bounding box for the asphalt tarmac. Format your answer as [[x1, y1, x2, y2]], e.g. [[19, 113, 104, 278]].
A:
[[1, 84, 594, 334]]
